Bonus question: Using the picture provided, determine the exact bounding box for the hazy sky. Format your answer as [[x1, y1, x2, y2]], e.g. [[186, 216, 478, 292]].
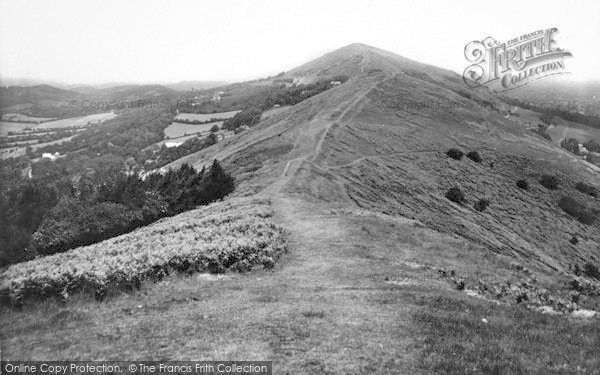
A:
[[0, 0, 598, 84]]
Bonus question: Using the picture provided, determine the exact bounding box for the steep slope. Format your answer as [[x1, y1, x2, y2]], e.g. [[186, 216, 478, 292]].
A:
[[168, 43, 600, 301]]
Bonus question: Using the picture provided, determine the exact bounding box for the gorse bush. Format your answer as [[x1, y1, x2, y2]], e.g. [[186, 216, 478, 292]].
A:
[[540, 175, 559, 190], [445, 187, 465, 204], [575, 182, 598, 197], [446, 148, 464, 160], [474, 198, 490, 212], [558, 196, 595, 225], [516, 179, 529, 190], [466, 151, 482, 163], [583, 262, 600, 280]]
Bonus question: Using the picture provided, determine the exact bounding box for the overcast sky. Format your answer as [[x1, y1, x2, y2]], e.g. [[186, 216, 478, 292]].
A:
[[0, 0, 598, 84]]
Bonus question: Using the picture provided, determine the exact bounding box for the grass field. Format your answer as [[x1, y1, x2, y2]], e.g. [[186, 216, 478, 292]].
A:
[[0, 121, 36, 136], [33, 112, 117, 130], [175, 110, 240, 122], [164, 121, 223, 139]]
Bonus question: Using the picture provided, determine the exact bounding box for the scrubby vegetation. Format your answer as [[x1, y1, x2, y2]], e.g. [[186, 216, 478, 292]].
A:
[[0, 157, 234, 266], [141, 133, 218, 169], [558, 196, 596, 225], [0, 198, 287, 305], [583, 262, 600, 280], [445, 187, 465, 204], [446, 148, 464, 160], [560, 138, 581, 155], [575, 182, 598, 197], [466, 151, 482, 163], [222, 108, 263, 131], [530, 124, 552, 141], [539, 174, 559, 190], [516, 179, 529, 190]]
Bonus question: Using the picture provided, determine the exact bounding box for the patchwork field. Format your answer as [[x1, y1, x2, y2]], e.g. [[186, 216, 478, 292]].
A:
[[33, 112, 117, 129], [164, 121, 223, 139], [0, 136, 76, 159], [0, 112, 117, 159]]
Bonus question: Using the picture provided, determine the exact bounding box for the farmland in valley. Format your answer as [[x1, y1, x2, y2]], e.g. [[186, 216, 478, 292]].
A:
[[0, 112, 118, 159], [175, 110, 240, 122], [0, 122, 35, 136], [1, 114, 56, 123], [0, 136, 76, 159], [33, 112, 117, 129]]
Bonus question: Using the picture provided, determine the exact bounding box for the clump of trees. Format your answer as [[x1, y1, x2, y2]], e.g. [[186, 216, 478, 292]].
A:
[[222, 108, 263, 131], [583, 140, 600, 153], [446, 148, 464, 160], [560, 138, 581, 155]]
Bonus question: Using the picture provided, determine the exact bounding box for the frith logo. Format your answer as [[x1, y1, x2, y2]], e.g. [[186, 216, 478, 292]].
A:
[[463, 28, 572, 91]]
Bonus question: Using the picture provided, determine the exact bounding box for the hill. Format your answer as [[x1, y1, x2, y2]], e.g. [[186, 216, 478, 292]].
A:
[[3, 43, 599, 371], [166, 42, 600, 314], [0, 85, 82, 108]]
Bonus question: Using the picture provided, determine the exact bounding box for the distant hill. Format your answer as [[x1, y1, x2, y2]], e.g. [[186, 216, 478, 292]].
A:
[[164, 80, 228, 92], [0, 85, 82, 108], [503, 78, 600, 117], [88, 84, 179, 101]]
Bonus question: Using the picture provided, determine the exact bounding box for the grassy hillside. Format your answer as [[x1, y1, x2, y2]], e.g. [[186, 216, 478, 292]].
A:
[[2, 44, 599, 371]]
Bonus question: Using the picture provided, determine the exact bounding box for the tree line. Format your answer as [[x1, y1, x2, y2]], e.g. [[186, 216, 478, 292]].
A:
[[0, 160, 234, 266]]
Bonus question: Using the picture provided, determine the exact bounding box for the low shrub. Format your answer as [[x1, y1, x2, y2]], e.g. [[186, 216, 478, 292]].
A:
[[558, 196, 595, 225], [446, 148, 464, 160], [540, 175, 559, 190], [583, 262, 600, 280], [570, 236, 579, 245], [516, 179, 529, 190], [445, 187, 465, 204], [474, 198, 490, 211], [466, 151, 482, 163], [575, 182, 598, 197]]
